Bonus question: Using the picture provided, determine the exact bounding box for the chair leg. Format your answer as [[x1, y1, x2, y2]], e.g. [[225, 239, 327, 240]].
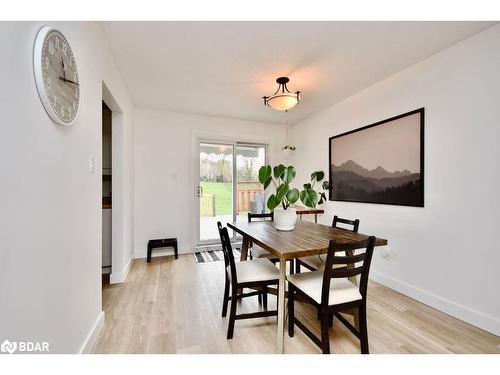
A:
[[262, 286, 268, 310], [359, 302, 369, 354], [320, 310, 331, 354], [258, 291, 262, 304], [227, 287, 238, 339], [288, 285, 295, 337], [296, 259, 301, 273], [289, 259, 294, 274], [328, 313, 334, 328], [222, 276, 230, 318]]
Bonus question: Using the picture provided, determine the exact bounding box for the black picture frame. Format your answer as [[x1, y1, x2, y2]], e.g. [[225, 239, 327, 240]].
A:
[[328, 108, 425, 207]]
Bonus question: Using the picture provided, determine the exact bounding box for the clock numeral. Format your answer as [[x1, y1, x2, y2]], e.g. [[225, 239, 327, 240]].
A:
[[73, 101, 78, 110], [62, 43, 67, 55], [44, 56, 50, 70], [55, 37, 60, 50], [48, 41, 55, 55], [46, 77, 51, 89]]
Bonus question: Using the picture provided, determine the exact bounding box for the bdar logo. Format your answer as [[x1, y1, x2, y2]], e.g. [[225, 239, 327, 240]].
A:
[[1, 339, 17, 354]]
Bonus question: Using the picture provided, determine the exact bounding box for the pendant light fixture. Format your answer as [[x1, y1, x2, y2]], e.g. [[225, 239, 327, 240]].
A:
[[263, 77, 300, 112]]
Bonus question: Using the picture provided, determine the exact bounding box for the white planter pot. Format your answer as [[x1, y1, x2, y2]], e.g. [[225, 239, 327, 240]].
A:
[[273, 207, 297, 231]]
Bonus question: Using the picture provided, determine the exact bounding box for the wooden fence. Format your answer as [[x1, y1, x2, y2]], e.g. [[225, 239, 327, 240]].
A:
[[200, 182, 263, 217], [200, 193, 216, 217], [236, 182, 263, 213]]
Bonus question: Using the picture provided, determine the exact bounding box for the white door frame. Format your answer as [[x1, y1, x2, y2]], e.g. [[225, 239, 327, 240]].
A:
[[102, 82, 126, 284], [194, 138, 268, 247]]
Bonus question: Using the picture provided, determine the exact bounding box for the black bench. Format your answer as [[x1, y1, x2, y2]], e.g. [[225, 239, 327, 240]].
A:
[[147, 238, 178, 262]]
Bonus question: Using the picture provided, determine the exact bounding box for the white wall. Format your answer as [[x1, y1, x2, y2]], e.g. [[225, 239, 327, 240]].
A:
[[0, 22, 135, 353], [134, 108, 286, 257], [290, 24, 500, 335]]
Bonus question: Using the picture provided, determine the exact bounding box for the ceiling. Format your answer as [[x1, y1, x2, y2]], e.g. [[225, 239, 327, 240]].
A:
[[101, 21, 495, 125]]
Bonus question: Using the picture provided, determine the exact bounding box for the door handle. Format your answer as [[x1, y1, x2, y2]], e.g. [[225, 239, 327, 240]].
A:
[[197, 186, 203, 197]]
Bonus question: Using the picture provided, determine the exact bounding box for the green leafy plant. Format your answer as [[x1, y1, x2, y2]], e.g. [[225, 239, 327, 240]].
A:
[[300, 171, 330, 208], [258, 164, 300, 210]]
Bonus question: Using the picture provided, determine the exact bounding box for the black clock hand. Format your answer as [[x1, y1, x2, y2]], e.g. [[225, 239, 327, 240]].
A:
[[61, 58, 66, 80], [59, 76, 79, 86]]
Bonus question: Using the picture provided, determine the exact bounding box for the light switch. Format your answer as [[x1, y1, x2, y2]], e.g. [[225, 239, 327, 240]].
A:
[[89, 155, 95, 173]]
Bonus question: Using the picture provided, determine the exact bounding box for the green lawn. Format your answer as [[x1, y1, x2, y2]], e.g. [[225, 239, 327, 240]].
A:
[[201, 182, 232, 216]]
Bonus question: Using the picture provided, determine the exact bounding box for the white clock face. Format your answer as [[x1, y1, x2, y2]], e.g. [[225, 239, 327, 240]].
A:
[[34, 27, 80, 126]]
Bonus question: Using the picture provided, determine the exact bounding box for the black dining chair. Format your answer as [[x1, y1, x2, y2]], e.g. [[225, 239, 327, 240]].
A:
[[248, 212, 276, 260], [296, 215, 360, 272], [217, 222, 280, 339], [248, 212, 295, 275], [287, 236, 376, 354], [247, 212, 280, 304]]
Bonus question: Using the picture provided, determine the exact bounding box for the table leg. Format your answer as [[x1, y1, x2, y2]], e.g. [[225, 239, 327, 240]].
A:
[[277, 259, 286, 353], [314, 213, 318, 223], [240, 236, 249, 261]]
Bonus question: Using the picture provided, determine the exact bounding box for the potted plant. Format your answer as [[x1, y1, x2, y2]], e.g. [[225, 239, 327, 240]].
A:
[[258, 165, 331, 230], [300, 171, 330, 208], [258, 164, 300, 231]]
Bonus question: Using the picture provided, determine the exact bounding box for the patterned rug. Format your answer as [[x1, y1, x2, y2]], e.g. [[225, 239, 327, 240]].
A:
[[193, 248, 241, 263]]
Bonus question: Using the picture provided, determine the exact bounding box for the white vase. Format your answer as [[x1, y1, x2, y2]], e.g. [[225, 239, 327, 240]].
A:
[[273, 207, 297, 231]]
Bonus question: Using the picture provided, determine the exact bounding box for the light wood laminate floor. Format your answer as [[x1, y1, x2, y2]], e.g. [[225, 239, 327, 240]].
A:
[[92, 254, 500, 354]]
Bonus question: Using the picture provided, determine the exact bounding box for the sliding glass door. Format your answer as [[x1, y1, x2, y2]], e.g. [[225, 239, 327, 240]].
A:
[[198, 142, 234, 243], [235, 144, 267, 223], [197, 141, 267, 245]]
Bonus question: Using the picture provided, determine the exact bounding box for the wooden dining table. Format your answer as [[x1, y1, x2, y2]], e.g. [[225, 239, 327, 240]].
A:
[[227, 219, 388, 353]]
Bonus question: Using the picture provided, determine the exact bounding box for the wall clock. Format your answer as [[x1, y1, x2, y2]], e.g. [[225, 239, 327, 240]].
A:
[[34, 26, 80, 126]]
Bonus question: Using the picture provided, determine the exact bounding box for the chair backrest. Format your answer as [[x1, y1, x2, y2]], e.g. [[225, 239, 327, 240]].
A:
[[248, 212, 274, 222], [332, 215, 360, 233], [321, 237, 376, 306], [217, 222, 237, 282]]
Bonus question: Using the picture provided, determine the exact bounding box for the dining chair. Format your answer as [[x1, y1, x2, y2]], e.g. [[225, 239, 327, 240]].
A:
[[247, 212, 280, 303], [217, 222, 280, 339], [287, 237, 376, 354], [296, 215, 360, 272], [248, 212, 276, 260], [247, 212, 296, 276]]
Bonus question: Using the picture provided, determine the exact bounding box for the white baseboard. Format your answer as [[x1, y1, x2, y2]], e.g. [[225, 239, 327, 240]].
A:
[[79, 311, 105, 354], [110, 254, 133, 284], [370, 270, 500, 336]]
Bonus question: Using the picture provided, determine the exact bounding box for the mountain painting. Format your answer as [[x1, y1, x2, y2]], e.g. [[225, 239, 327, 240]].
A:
[[329, 108, 424, 207]]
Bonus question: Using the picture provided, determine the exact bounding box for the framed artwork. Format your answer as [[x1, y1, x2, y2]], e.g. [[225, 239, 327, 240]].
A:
[[329, 108, 424, 207]]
